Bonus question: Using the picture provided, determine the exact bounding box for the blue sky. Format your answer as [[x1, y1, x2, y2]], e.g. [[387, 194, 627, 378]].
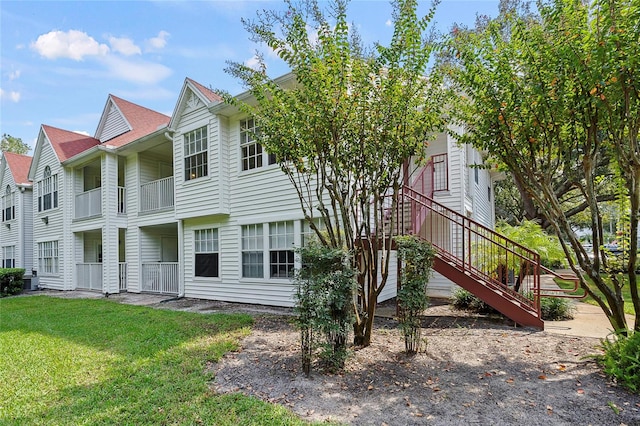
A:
[[1, 0, 499, 152]]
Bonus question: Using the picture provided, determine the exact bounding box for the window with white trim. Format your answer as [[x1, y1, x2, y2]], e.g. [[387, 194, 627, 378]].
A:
[[269, 221, 295, 278], [38, 241, 59, 275], [240, 118, 276, 171], [194, 228, 219, 277], [38, 166, 58, 212], [2, 185, 14, 222], [301, 219, 324, 246], [2, 246, 15, 268], [241, 224, 263, 278], [184, 126, 208, 181]]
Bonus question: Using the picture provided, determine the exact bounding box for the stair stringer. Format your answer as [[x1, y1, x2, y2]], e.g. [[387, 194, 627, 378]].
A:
[[434, 257, 544, 329]]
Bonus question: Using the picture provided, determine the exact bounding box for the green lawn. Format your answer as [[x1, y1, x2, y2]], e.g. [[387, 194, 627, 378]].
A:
[[0, 296, 313, 425], [556, 276, 637, 316]]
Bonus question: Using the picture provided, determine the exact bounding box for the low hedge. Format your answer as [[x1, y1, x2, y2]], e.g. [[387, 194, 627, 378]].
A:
[[0, 268, 25, 297]]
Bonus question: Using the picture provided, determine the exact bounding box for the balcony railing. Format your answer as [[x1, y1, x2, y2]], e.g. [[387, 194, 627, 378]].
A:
[[118, 187, 126, 215], [141, 262, 179, 295], [75, 188, 102, 219], [140, 177, 174, 213], [119, 262, 127, 291], [76, 263, 102, 291]]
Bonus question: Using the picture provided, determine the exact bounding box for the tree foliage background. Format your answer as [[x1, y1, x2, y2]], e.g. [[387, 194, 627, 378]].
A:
[[443, 0, 639, 332]]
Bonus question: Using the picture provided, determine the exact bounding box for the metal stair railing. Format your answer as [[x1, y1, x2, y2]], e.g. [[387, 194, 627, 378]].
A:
[[398, 185, 542, 318]]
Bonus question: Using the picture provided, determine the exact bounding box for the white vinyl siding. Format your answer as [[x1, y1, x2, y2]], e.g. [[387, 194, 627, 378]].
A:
[[98, 101, 130, 142], [38, 241, 59, 275], [184, 126, 208, 181]]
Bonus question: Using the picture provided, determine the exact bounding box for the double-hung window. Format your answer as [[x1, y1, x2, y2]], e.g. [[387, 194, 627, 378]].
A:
[[2, 185, 14, 221], [194, 228, 219, 277], [2, 246, 15, 268], [184, 126, 208, 181], [38, 166, 58, 212], [241, 224, 263, 278], [269, 221, 295, 278], [38, 241, 59, 275], [240, 118, 276, 171]]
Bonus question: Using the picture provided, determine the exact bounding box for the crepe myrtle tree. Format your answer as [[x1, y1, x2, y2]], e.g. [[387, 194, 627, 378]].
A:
[[219, 0, 447, 346], [443, 0, 639, 333]]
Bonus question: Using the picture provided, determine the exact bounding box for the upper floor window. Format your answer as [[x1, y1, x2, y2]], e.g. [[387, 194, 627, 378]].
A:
[[194, 228, 219, 278], [184, 126, 208, 181], [2, 185, 14, 222], [38, 166, 58, 212], [240, 118, 276, 171], [2, 245, 15, 268]]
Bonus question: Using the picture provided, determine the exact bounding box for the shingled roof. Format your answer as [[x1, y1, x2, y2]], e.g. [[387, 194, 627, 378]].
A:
[[3, 152, 33, 186], [100, 95, 170, 148], [41, 125, 100, 162]]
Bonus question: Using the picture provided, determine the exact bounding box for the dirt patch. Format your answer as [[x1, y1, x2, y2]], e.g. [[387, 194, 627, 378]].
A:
[[212, 303, 640, 425]]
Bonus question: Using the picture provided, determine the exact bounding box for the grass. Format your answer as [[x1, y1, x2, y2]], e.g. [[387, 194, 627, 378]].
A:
[[0, 295, 314, 425], [555, 275, 636, 316]]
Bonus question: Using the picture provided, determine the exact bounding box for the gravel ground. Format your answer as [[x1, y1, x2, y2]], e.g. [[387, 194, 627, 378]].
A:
[[211, 303, 640, 426]]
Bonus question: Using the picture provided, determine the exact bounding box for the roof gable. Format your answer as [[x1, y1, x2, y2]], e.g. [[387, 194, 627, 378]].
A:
[[95, 95, 170, 148], [42, 125, 100, 162], [169, 77, 222, 129], [2, 152, 33, 186]]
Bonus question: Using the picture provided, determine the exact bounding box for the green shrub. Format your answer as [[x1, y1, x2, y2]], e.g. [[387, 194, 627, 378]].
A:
[[596, 331, 640, 393], [540, 297, 575, 321], [451, 288, 499, 315], [294, 242, 356, 375], [0, 268, 25, 297], [395, 235, 435, 354]]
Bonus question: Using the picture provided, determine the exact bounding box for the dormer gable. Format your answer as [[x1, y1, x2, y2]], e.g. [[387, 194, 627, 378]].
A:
[[1, 152, 33, 187], [94, 95, 170, 148], [169, 77, 223, 129], [95, 95, 132, 143], [28, 125, 100, 181]]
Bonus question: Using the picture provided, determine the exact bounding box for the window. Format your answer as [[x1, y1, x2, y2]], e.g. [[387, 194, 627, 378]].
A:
[[194, 228, 219, 277], [432, 153, 448, 192], [184, 126, 208, 181], [302, 219, 324, 246], [270, 221, 294, 278], [2, 246, 15, 268], [38, 241, 59, 275], [241, 224, 263, 278], [2, 185, 14, 221], [38, 166, 58, 212], [240, 118, 276, 171]]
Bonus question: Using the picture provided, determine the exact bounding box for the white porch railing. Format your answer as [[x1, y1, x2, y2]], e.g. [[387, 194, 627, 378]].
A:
[[75, 188, 102, 219], [118, 262, 127, 291], [141, 262, 179, 295], [76, 263, 102, 291], [118, 187, 126, 215], [140, 177, 174, 213]]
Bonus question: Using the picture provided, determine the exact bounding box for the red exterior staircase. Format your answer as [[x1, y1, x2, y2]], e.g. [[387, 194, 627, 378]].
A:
[[396, 185, 545, 329]]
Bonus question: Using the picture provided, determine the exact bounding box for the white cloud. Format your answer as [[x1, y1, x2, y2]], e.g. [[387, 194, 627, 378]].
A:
[[31, 30, 110, 60], [101, 55, 172, 85], [245, 55, 262, 71], [385, 19, 392, 27], [72, 130, 90, 136], [108, 36, 141, 56], [9, 70, 21, 80], [0, 88, 21, 102], [145, 31, 170, 51]]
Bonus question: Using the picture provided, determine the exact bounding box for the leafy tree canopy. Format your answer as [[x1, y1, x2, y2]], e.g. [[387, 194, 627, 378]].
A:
[[1, 134, 30, 155]]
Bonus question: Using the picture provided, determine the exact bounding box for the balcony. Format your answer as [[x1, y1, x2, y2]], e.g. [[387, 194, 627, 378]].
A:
[[140, 177, 174, 213], [75, 188, 102, 219], [141, 262, 179, 295], [76, 263, 102, 291], [118, 187, 126, 215]]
